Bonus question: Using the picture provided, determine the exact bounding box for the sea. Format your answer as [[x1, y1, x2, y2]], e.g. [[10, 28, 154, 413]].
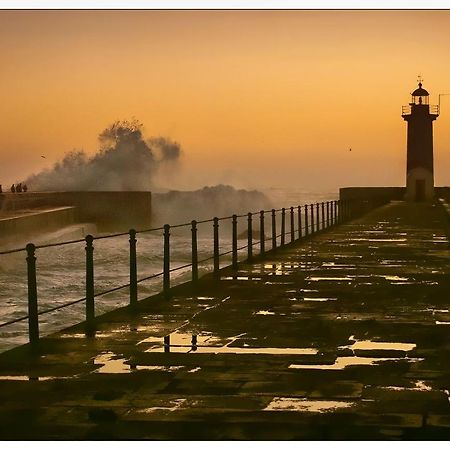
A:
[[0, 187, 337, 353]]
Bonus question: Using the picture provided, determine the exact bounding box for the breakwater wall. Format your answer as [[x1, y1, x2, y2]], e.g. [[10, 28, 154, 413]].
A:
[[0, 207, 77, 243], [340, 186, 450, 202], [0, 191, 152, 231]]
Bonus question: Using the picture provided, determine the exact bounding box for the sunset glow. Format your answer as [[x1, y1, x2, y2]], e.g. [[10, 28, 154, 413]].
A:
[[1, 10, 450, 190]]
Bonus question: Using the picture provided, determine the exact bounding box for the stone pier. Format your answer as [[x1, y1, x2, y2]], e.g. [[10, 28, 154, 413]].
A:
[[0, 201, 449, 439]]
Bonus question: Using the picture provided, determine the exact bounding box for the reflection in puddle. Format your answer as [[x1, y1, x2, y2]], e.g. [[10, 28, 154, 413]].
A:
[[350, 238, 407, 242], [255, 310, 276, 315], [93, 352, 184, 374], [307, 276, 353, 281], [94, 353, 130, 374], [264, 263, 303, 269], [289, 355, 423, 371], [0, 376, 30, 381], [264, 397, 354, 413], [382, 275, 409, 282], [222, 276, 262, 281], [0, 375, 74, 381], [143, 331, 317, 355], [137, 398, 186, 413], [383, 380, 432, 392], [303, 297, 337, 302], [340, 340, 416, 352], [322, 263, 355, 268]]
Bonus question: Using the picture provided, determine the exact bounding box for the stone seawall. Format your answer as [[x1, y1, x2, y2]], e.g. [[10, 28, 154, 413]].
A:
[[340, 186, 450, 202], [0, 207, 76, 243], [0, 191, 152, 231]]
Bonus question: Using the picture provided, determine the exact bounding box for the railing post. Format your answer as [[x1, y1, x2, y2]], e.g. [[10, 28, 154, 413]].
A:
[[290, 206, 295, 242], [310, 204, 314, 234], [85, 234, 95, 327], [316, 203, 320, 231], [129, 229, 138, 308], [337, 200, 341, 224], [213, 217, 220, 277], [26, 243, 39, 345], [271, 209, 276, 251], [191, 220, 198, 283], [297, 206, 302, 239], [163, 224, 170, 297], [247, 212, 253, 261], [334, 201, 338, 225], [326, 201, 330, 228], [321, 202, 325, 231], [164, 335, 170, 353], [281, 208, 286, 246], [331, 201, 335, 225], [232, 215, 238, 269], [304, 204, 309, 236], [260, 210, 265, 256]]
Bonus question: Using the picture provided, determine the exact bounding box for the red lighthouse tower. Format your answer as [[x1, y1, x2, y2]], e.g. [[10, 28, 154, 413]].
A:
[[401, 81, 439, 201]]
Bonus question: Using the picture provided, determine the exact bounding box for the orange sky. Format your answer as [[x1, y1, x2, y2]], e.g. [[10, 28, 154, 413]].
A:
[[1, 10, 450, 191]]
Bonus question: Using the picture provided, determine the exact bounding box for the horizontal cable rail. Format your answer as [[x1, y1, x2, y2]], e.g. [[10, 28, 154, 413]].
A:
[[0, 198, 387, 346], [0, 206, 305, 256]]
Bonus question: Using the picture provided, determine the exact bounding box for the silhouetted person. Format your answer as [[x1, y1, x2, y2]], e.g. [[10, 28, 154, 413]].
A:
[[22, 184, 28, 192], [10, 184, 15, 193], [0, 184, 2, 193], [16, 183, 22, 193]]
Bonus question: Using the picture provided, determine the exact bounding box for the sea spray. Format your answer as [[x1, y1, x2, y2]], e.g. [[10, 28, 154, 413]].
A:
[[25, 119, 181, 191]]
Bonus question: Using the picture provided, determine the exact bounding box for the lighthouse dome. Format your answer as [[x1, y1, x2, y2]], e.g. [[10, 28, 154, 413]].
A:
[[412, 83, 429, 96]]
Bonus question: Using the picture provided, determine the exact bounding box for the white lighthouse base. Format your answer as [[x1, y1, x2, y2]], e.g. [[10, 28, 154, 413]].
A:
[[405, 168, 434, 202]]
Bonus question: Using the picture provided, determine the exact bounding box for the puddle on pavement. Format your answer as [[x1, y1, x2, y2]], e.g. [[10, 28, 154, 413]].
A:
[[289, 355, 422, 371], [255, 310, 276, 315], [307, 276, 353, 282], [142, 331, 317, 355], [264, 263, 303, 269], [93, 352, 184, 374], [264, 397, 354, 413], [382, 380, 432, 392], [302, 297, 337, 302], [0, 375, 74, 381], [340, 339, 416, 352], [222, 276, 262, 281], [350, 238, 407, 243], [382, 275, 409, 282], [135, 398, 187, 414], [322, 263, 356, 268]]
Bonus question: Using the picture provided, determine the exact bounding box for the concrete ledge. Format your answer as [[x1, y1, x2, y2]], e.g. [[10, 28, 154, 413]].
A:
[[0, 207, 77, 242], [0, 191, 152, 231]]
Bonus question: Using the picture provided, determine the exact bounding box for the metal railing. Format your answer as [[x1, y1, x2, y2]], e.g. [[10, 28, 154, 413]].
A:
[[401, 104, 440, 116], [0, 198, 380, 346]]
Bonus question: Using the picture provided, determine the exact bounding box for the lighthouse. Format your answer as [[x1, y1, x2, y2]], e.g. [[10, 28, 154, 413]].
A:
[[402, 81, 439, 201]]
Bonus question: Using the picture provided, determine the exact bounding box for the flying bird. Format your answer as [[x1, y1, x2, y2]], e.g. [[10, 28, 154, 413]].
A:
[[349, 148, 352, 152], [41, 155, 46, 158]]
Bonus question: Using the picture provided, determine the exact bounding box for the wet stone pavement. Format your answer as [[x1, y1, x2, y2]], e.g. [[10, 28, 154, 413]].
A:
[[0, 201, 449, 440]]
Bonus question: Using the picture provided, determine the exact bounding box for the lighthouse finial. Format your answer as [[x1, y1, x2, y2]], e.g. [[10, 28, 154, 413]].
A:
[[417, 74, 423, 87]]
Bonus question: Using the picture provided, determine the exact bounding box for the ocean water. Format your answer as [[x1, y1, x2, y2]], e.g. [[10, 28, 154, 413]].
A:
[[0, 188, 337, 352]]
